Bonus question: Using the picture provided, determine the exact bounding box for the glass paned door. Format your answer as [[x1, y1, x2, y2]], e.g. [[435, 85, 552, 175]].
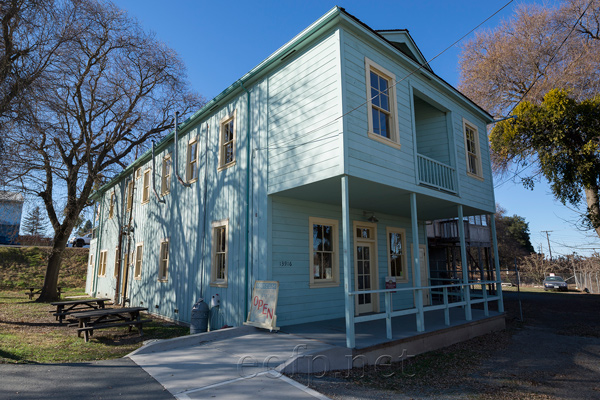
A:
[[356, 243, 375, 314]]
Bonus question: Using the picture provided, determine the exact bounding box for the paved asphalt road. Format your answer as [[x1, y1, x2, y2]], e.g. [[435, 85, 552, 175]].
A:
[[0, 358, 174, 400]]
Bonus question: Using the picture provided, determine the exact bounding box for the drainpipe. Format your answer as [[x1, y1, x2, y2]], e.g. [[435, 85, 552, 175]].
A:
[[151, 141, 165, 203], [173, 111, 190, 187], [92, 197, 105, 296], [240, 81, 251, 318]]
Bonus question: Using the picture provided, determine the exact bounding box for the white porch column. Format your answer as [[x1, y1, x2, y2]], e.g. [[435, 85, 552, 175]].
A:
[[457, 205, 472, 320], [489, 214, 504, 312], [341, 175, 355, 348], [410, 193, 424, 332]]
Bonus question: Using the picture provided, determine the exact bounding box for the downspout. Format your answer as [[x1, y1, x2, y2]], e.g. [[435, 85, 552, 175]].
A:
[[152, 141, 165, 203], [240, 81, 251, 318], [173, 111, 190, 187], [92, 197, 105, 296]]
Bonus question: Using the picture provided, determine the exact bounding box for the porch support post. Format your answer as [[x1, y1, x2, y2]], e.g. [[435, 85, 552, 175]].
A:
[[410, 193, 424, 332], [457, 205, 472, 320], [489, 214, 504, 312], [341, 175, 355, 348]]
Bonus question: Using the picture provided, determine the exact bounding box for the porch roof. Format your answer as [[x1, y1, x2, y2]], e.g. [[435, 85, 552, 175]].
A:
[[272, 175, 492, 221]]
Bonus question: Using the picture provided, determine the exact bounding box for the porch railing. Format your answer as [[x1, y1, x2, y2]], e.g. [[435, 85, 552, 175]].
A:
[[417, 154, 457, 193], [348, 280, 501, 340]]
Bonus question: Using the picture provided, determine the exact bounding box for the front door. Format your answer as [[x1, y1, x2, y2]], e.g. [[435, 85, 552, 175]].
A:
[[354, 222, 378, 314]]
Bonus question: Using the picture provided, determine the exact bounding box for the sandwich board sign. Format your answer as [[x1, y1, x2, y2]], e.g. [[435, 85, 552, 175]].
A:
[[244, 280, 279, 331]]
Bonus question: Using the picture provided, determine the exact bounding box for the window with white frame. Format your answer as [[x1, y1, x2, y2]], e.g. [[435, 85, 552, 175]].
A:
[[365, 58, 400, 148], [309, 217, 339, 287], [158, 239, 169, 281], [219, 112, 236, 169], [142, 169, 151, 204], [161, 154, 171, 195], [386, 227, 407, 281], [126, 180, 134, 212], [108, 192, 115, 219], [98, 250, 107, 277], [135, 168, 142, 180], [463, 119, 483, 179], [134, 243, 143, 279], [211, 220, 228, 286], [187, 138, 199, 182]]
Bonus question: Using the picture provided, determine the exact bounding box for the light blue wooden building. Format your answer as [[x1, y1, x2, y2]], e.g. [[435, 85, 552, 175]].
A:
[[86, 7, 503, 348]]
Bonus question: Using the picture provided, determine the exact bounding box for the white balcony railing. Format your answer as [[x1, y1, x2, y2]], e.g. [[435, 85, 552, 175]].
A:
[[417, 154, 457, 193]]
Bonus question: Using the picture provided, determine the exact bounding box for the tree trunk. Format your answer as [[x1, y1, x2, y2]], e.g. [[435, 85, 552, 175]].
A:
[[36, 229, 70, 302], [585, 186, 600, 239]]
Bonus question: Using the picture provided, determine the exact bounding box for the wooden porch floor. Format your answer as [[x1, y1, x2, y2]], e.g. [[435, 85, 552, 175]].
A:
[[280, 307, 504, 349]]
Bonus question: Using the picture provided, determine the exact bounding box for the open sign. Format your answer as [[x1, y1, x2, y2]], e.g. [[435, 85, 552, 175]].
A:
[[244, 280, 279, 331]]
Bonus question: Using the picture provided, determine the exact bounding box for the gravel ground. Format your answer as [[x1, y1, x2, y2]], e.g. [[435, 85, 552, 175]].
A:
[[294, 290, 600, 400]]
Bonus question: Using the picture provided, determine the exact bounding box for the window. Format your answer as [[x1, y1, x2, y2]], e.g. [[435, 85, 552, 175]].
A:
[[309, 217, 339, 288], [187, 139, 199, 182], [135, 168, 142, 180], [142, 169, 151, 204], [218, 112, 236, 170], [113, 247, 120, 278], [161, 154, 171, 195], [158, 240, 169, 281], [98, 250, 107, 277], [463, 119, 483, 179], [126, 180, 134, 212], [211, 220, 228, 286], [365, 58, 400, 149], [134, 243, 143, 279], [386, 227, 407, 282], [108, 192, 115, 219]]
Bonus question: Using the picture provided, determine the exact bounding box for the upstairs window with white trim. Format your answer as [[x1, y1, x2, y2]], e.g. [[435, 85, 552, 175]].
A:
[[309, 217, 340, 288], [463, 119, 483, 179], [219, 112, 236, 170], [134, 243, 143, 279], [365, 58, 400, 149], [158, 239, 169, 281], [161, 154, 171, 195], [211, 220, 228, 286], [187, 138, 199, 182], [108, 192, 115, 219], [386, 227, 408, 282], [126, 180, 134, 212]]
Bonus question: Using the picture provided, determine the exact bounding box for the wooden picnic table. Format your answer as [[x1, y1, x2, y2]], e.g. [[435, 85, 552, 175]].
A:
[[73, 306, 150, 342], [50, 298, 111, 324]]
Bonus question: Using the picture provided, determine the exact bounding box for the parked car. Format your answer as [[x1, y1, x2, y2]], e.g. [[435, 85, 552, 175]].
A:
[[543, 275, 568, 291], [68, 233, 92, 247]]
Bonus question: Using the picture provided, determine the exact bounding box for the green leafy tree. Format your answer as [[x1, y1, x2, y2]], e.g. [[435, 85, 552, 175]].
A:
[[495, 205, 536, 266], [491, 89, 600, 238]]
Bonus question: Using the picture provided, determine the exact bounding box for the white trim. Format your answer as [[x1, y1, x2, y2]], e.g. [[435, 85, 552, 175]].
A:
[[161, 153, 171, 195], [365, 57, 400, 148], [211, 219, 229, 287], [386, 226, 408, 283], [158, 238, 170, 282], [462, 118, 483, 180], [141, 168, 151, 204], [186, 137, 199, 183], [309, 216, 340, 288]]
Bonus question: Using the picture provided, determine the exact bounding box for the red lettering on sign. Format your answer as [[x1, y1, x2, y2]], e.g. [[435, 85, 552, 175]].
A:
[[267, 308, 273, 320]]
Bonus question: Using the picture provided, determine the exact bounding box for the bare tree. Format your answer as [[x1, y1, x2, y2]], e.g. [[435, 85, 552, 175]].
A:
[[459, 0, 600, 119], [5, 0, 205, 301]]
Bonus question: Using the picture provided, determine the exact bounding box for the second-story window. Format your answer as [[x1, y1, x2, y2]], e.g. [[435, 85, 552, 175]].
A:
[[126, 180, 134, 212], [365, 58, 400, 149], [161, 154, 171, 195], [219, 112, 236, 170], [108, 192, 115, 219], [187, 139, 199, 182], [463, 119, 483, 179], [142, 169, 151, 204]]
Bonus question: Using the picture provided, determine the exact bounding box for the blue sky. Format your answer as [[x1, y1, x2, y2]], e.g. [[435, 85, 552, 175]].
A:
[[116, 0, 599, 257]]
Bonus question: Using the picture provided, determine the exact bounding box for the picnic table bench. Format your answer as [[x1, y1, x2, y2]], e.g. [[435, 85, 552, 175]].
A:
[[73, 307, 150, 342], [50, 298, 111, 324], [25, 287, 61, 300]]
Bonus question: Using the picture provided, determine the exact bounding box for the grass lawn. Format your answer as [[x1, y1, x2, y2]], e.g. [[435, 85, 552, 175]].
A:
[[0, 289, 189, 364]]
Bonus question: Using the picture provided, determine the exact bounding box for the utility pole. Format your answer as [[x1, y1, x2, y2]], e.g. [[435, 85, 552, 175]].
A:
[[541, 230, 553, 260]]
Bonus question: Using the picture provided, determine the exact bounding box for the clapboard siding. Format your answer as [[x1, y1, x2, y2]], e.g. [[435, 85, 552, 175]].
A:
[[271, 196, 428, 326], [267, 30, 342, 193], [414, 97, 450, 165]]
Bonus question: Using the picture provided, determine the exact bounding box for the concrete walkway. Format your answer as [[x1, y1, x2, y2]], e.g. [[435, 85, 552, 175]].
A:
[[128, 326, 334, 400]]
